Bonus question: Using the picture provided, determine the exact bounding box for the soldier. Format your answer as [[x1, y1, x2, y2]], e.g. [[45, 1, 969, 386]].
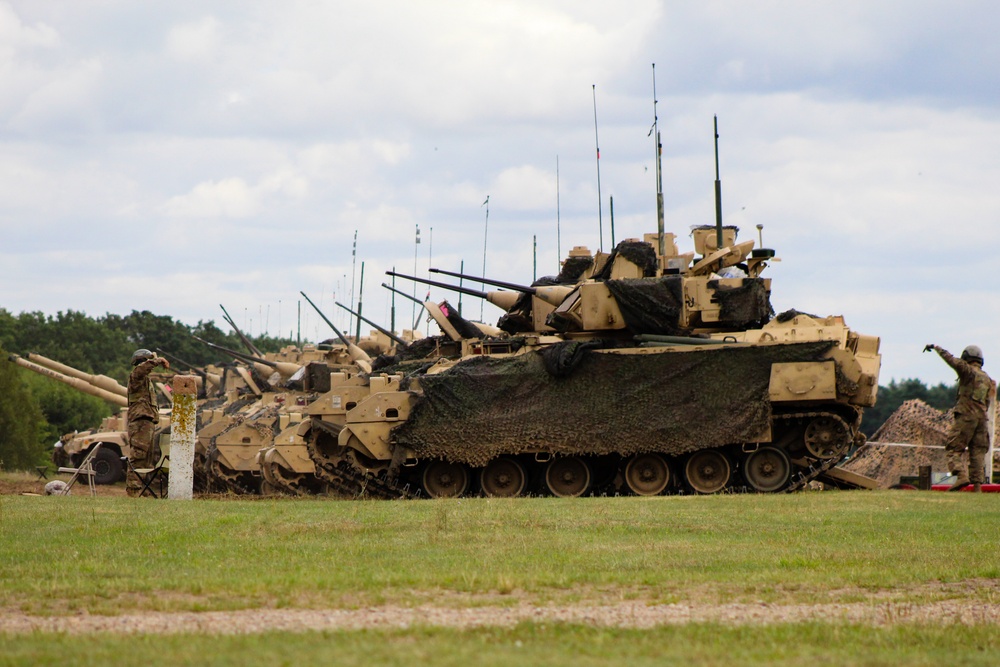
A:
[[924, 344, 995, 492], [126, 349, 169, 496]]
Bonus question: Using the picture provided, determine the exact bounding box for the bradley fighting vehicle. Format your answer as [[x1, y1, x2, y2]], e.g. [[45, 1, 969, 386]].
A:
[[297, 286, 512, 498], [321, 221, 881, 499]]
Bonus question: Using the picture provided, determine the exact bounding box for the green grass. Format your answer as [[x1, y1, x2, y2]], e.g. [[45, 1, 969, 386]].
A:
[[2, 623, 1000, 667], [1, 490, 998, 614]]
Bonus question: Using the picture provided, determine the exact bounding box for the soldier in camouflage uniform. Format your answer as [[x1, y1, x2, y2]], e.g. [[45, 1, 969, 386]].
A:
[[126, 349, 169, 496], [925, 344, 995, 492]]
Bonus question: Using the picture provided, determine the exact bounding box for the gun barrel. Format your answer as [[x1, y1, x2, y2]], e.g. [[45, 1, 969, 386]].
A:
[[25, 353, 128, 397], [382, 283, 424, 306], [386, 271, 491, 300], [220, 304, 262, 356], [299, 290, 372, 371], [429, 268, 537, 295], [9, 354, 128, 408], [335, 301, 407, 346]]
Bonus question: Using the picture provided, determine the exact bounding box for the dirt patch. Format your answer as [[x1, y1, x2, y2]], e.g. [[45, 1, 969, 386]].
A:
[[3, 580, 998, 635], [0, 471, 127, 497]]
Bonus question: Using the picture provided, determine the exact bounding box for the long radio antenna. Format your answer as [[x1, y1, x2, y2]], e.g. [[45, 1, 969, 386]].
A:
[[480, 195, 489, 321], [556, 155, 561, 268], [652, 63, 665, 256], [592, 84, 604, 252]]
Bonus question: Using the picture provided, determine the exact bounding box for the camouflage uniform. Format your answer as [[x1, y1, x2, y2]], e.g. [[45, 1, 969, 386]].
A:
[[126, 357, 167, 495], [934, 346, 995, 485]]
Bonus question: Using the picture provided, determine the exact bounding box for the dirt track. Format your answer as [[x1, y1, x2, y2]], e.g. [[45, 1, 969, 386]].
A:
[[4, 580, 1000, 635], [3, 598, 999, 635]]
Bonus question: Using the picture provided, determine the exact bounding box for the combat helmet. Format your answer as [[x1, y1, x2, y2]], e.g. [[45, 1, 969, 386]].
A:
[[961, 344, 984, 366], [131, 349, 155, 366]]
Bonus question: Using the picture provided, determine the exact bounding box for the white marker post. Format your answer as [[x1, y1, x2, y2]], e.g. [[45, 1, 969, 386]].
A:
[[169, 375, 197, 500]]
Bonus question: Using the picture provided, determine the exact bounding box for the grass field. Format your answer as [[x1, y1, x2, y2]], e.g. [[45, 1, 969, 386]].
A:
[[1, 486, 998, 665]]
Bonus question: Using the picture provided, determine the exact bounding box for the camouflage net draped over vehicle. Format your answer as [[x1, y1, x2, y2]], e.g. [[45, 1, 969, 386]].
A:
[[605, 277, 773, 335], [392, 340, 835, 466]]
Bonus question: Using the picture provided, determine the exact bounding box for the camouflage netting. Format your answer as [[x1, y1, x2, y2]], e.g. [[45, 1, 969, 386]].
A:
[[392, 340, 835, 466], [593, 241, 659, 280], [556, 256, 594, 283], [775, 309, 819, 322], [840, 399, 953, 488], [371, 335, 455, 372], [709, 278, 773, 327], [604, 276, 687, 335]]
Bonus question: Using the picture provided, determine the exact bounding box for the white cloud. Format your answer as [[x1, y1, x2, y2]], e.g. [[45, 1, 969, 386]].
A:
[[165, 16, 220, 62], [163, 177, 257, 218]]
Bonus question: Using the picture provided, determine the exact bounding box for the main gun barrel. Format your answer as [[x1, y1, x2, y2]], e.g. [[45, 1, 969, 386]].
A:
[[429, 268, 537, 295], [385, 271, 521, 311], [335, 302, 407, 347], [299, 291, 372, 372], [428, 268, 574, 307], [25, 353, 127, 398], [9, 354, 128, 408]]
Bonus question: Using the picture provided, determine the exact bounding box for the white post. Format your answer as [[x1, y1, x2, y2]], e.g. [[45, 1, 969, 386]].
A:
[[988, 398, 995, 483], [168, 375, 197, 499]]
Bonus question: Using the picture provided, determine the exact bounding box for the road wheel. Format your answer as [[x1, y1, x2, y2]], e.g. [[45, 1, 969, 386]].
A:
[[743, 446, 791, 492], [480, 458, 526, 498], [545, 457, 591, 497], [422, 460, 470, 498], [624, 453, 670, 496], [684, 450, 731, 494]]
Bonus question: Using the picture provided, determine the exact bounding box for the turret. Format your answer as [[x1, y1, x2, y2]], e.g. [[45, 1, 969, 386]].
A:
[[9, 354, 128, 408]]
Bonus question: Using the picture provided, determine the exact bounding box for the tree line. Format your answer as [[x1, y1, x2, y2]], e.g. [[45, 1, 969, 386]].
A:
[[0, 308, 298, 471]]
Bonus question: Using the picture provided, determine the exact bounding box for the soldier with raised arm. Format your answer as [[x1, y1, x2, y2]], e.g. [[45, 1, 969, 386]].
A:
[[126, 349, 169, 496], [924, 344, 995, 492]]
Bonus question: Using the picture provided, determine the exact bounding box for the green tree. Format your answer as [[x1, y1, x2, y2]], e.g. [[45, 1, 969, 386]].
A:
[[20, 371, 113, 446], [0, 346, 47, 470]]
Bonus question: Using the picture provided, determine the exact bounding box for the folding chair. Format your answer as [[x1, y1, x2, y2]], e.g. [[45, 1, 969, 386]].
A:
[[57, 443, 102, 496], [122, 443, 170, 498]]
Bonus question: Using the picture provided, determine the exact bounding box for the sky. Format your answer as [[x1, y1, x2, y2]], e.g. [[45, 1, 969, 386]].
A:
[[1, 1, 998, 385]]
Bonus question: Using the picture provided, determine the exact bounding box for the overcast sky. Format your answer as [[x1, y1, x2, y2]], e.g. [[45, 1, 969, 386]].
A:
[[1, 1, 998, 385]]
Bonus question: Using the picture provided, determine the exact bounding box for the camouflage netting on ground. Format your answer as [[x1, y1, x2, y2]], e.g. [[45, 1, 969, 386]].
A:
[[392, 340, 835, 466], [840, 399, 953, 487]]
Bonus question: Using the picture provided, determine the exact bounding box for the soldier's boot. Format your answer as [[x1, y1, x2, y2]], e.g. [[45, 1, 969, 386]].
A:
[[948, 472, 971, 491], [973, 483, 982, 493]]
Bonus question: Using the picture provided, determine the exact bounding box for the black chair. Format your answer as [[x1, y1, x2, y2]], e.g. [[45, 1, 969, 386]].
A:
[[122, 444, 170, 498]]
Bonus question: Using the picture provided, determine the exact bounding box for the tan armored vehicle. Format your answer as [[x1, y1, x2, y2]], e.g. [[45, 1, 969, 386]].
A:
[[330, 224, 880, 498]]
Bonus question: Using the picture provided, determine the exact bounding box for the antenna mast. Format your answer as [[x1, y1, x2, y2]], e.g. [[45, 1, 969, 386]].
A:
[[556, 155, 561, 268], [714, 115, 724, 252], [592, 84, 604, 252], [480, 195, 490, 321], [652, 64, 665, 256]]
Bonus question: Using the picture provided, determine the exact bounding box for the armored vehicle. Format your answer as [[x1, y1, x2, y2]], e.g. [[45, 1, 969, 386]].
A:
[[330, 225, 880, 498]]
